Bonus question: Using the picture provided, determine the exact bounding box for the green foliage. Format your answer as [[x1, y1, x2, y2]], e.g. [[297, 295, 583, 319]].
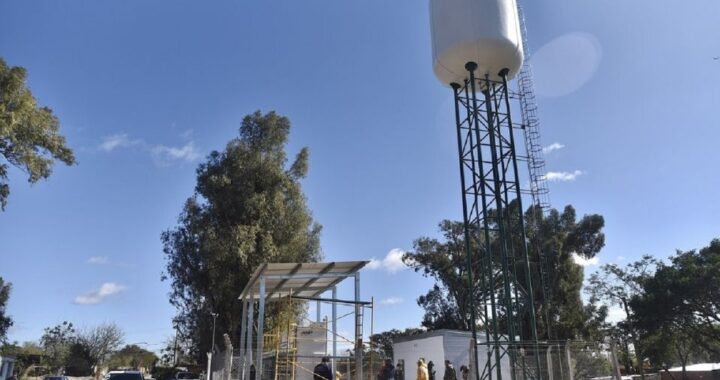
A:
[[40, 321, 76, 371], [77, 323, 125, 370], [64, 342, 93, 376], [404, 204, 605, 340], [572, 349, 613, 380], [524, 205, 605, 340], [151, 366, 179, 380], [161, 111, 322, 362], [107, 344, 158, 371], [0, 277, 12, 343], [403, 220, 481, 331], [0, 58, 76, 210], [0, 341, 45, 377], [370, 328, 425, 359], [586, 255, 658, 375], [631, 239, 720, 368]]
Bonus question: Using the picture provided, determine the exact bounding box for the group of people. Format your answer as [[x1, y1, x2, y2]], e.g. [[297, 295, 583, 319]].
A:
[[313, 357, 470, 380], [378, 358, 469, 380]]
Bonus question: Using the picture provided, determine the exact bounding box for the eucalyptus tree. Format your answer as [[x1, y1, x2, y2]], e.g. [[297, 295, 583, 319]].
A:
[[162, 111, 322, 362]]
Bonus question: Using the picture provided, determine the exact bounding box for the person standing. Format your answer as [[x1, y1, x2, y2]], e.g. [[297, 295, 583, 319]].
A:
[[459, 366, 469, 380], [314, 357, 333, 380], [427, 362, 436, 380], [443, 360, 457, 380], [378, 359, 396, 380], [416, 359, 429, 380], [395, 361, 405, 380]]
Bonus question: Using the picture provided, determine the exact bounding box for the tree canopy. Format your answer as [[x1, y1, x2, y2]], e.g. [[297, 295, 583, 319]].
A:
[[107, 344, 158, 371], [586, 255, 658, 376], [162, 111, 322, 362], [630, 239, 720, 375], [369, 328, 425, 359], [403, 204, 605, 340], [0, 277, 12, 343], [0, 58, 75, 210], [77, 323, 125, 371], [40, 321, 77, 371]]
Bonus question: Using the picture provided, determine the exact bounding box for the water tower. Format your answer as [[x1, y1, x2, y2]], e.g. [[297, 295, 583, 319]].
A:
[[430, 0, 546, 379]]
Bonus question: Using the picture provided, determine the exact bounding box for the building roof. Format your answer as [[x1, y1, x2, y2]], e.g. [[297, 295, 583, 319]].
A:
[[238, 261, 368, 301], [392, 329, 477, 344]]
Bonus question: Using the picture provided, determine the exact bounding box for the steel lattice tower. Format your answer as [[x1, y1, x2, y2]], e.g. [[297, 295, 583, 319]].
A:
[[452, 65, 543, 380]]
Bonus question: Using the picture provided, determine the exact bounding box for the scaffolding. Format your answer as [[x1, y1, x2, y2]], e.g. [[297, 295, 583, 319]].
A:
[[237, 262, 371, 380]]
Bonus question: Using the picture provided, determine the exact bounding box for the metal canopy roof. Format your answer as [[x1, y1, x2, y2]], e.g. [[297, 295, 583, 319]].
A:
[[238, 261, 368, 301]]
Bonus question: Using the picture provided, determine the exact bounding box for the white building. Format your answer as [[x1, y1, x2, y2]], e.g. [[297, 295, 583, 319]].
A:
[[392, 330, 511, 380]]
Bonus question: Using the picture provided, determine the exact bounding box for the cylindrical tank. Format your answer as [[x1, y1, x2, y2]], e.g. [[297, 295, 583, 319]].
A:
[[430, 0, 524, 86]]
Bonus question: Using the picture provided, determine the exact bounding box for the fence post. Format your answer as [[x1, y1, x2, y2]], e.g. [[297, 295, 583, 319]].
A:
[[546, 345, 554, 380], [207, 352, 213, 380], [610, 341, 623, 380], [565, 341, 574, 380]]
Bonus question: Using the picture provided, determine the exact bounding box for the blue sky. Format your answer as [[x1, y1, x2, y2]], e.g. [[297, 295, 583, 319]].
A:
[[1, 0, 719, 352]]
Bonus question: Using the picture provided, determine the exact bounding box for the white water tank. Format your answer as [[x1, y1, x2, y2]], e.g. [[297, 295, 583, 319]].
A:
[[430, 0, 524, 86]]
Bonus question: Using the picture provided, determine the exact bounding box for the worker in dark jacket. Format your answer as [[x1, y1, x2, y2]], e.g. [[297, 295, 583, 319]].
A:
[[314, 357, 334, 380], [443, 360, 457, 380], [378, 359, 396, 380]]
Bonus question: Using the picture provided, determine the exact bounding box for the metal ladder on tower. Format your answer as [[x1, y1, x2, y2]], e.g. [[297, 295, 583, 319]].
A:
[[516, 5, 554, 334]]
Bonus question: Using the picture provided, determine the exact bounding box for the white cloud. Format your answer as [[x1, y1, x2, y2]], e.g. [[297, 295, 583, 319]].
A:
[[87, 256, 109, 265], [98, 133, 201, 166], [545, 170, 584, 182], [380, 297, 403, 305], [98, 134, 141, 152], [542, 143, 565, 154], [367, 248, 407, 273], [74, 283, 126, 305], [572, 252, 599, 267], [151, 142, 201, 165]]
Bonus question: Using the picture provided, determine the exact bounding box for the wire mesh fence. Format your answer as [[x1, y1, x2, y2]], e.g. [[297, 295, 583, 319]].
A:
[[221, 340, 630, 380], [502, 341, 624, 380]]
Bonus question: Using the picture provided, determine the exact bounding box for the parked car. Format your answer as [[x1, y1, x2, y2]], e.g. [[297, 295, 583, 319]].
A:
[[107, 370, 145, 380], [43, 376, 69, 380]]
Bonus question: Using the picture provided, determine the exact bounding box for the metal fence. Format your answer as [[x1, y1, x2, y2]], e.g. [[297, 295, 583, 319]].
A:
[[504, 341, 623, 380], [220, 340, 625, 380]]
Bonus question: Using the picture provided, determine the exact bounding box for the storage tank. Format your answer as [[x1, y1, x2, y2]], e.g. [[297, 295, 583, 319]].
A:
[[430, 0, 524, 86]]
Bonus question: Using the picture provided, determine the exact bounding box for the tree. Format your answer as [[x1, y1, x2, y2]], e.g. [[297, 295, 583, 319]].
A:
[[107, 345, 158, 371], [403, 204, 605, 340], [77, 323, 124, 372], [630, 239, 720, 377], [402, 220, 479, 331], [162, 111, 322, 362], [369, 328, 425, 359], [0, 277, 12, 343], [586, 255, 658, 377], [0, 58, 76, 210], [40, 321, 76, 371], [1, 341, 45, 376], [65, 342, 93, 376]]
